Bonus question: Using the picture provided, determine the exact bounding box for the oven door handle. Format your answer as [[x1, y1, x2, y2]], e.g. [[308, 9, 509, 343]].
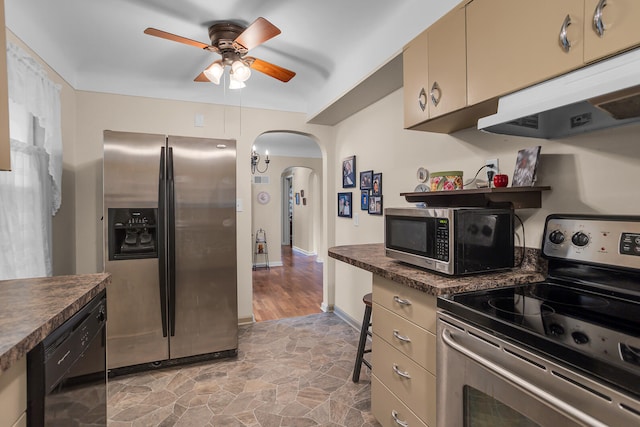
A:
[[441, 329, 609, 427]]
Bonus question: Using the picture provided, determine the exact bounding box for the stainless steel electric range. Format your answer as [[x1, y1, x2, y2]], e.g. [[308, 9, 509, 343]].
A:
[[437, 214, 640, 427]]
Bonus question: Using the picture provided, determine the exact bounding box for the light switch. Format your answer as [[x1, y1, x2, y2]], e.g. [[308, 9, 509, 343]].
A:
[[236, 198, 243, 212], [194, 114, 204, 127], [354, 213, 359, 226]]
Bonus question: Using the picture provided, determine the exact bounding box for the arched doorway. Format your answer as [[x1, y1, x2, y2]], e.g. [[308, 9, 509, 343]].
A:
[[250, 132, 323, 321]]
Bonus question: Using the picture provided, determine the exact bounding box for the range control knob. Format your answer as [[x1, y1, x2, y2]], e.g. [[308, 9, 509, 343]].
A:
[[571, 232, 590, 247], [571, 331, 589, 345], [548, 230, 565, 244], [548, 323, 565, 336]]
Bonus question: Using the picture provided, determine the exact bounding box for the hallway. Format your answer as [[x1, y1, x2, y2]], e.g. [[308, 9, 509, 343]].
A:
[[252, 246, 323, 322]]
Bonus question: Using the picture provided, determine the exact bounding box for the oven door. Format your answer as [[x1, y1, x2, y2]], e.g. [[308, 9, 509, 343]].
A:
[[437, 313, 640, 427]]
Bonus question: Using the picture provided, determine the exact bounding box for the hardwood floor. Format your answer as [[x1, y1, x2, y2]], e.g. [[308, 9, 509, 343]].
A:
[[252, 245, 323, 322]]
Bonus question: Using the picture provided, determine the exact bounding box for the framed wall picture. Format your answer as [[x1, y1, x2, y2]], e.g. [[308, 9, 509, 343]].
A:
[[342, 155, 356, 188], [338, 192, 353, 217], [512, 146, 541, 187], [361, 190, 369, 210], [300, 189, 305, 197], [360, 170, 373, 190], [371, 172, 382, 196], [295, 193, 300, 205], [302, 198, 307, 206], [368, 195, 382, 215]]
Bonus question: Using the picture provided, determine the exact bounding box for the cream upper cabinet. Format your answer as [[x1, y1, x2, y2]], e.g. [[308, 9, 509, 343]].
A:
[[584, 0, 640, 63], [403, 29, 429, 129], [467, 0, 585, 105], [0, 0, 11, 171], [427, 7, 467, 119]]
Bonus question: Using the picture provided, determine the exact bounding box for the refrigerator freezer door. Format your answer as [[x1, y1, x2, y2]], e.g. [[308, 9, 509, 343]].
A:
[[103, 131, 169, 369], [168, 136, 238, 359]]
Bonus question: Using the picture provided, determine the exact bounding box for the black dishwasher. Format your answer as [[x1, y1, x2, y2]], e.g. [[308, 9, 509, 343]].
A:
[[27, 290, 107, 426]]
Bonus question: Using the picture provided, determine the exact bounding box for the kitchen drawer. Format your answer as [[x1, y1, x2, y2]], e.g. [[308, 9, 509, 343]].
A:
[[372, 336, 436, 426], [372, 375, 428, 427], [373, 303, 436, 375], [0, 358, 26, 427], [372, 275, 437, 333]]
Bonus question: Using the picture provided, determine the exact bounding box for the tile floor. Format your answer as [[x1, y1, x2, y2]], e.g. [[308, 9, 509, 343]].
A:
[[107, 313, 379, 426]]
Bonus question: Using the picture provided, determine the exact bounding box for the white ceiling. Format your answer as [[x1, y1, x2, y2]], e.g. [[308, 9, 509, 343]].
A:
[[5, 0, 458, 120]]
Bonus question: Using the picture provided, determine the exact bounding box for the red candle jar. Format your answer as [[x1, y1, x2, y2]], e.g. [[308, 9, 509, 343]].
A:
[[493, 174, 509, 188]]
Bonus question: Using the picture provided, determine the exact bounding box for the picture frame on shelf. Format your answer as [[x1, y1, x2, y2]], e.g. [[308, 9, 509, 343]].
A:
[[359, 170, 373, 190], [368, 195, 382, 215], [512, 146, 541, 187], [361, 190, 369, 210], [342, 155, 356, 188], [371, 172, 382, 196], [337, 192, 353, 218]]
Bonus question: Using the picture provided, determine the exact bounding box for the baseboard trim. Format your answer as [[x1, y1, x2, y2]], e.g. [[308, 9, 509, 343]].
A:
[[252, 261, 283, 268], [292, 246, 317, 256], [238, 316, 254, 326], [333, 305, 362, 332], [320, 302, 334, 313]]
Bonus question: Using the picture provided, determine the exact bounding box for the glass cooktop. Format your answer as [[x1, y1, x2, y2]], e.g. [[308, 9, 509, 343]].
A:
[[438, 281, 640, 398]]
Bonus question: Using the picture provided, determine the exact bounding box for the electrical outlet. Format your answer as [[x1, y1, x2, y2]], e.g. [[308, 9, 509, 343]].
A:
[[486, 158, 499, 181]]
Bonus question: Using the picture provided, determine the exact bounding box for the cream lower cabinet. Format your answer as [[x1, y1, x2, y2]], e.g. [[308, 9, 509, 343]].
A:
[[0, 358, 27, 427], [371, 275, 437, 427], [584, 0, 640, 63]]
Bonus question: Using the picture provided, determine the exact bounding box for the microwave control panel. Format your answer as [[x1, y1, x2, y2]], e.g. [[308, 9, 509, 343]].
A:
[[436, 218, 449, 261]]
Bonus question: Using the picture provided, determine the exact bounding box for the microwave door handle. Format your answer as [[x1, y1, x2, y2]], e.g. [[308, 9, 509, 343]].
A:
[[441, 329, 609, 427]]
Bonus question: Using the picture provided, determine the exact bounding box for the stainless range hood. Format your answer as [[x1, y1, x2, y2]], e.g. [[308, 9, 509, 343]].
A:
[[478, 48, 640, 139]]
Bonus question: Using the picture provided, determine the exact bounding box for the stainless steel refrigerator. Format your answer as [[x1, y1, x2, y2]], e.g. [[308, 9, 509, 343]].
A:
[[103, 130, 237, 371]]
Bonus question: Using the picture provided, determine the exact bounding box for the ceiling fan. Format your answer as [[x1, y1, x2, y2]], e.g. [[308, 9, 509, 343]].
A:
[[144, 17, 296, 87]]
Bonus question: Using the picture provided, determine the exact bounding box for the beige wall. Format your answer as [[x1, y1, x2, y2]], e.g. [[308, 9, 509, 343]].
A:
[[332, 88, 640, 323], [251, 156, 322, 266]]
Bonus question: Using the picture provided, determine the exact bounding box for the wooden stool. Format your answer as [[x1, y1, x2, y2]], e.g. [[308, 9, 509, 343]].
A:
[[353, 292, 372, 382]]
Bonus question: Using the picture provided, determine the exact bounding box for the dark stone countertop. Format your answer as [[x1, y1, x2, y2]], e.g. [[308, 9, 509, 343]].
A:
[[0, 273, 111, 373], [328, 243, 546, 296]]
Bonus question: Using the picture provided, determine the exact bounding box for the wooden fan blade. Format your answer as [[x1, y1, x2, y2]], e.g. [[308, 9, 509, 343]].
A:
[[144, 28, 210, 49], [234, 17, 281, 51], [249, 58, 296, 82]]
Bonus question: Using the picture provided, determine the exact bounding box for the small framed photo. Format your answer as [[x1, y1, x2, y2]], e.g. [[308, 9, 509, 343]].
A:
[[338, 192, 353, 218], [368, 195, 383, 215], [295, 193, 300, 205], [361, 190, 369, 210], [512, 146, 541, 187], [342, 155, 356, 188], [371, 172, 382, 196], [360, 170, 373, 190]]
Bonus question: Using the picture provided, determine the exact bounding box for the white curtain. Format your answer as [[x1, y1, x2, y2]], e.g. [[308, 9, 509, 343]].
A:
[[0, 42, 62, 280]]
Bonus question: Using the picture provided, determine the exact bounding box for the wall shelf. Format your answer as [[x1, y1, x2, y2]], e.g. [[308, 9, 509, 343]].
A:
[[400, 186, 551, 209]]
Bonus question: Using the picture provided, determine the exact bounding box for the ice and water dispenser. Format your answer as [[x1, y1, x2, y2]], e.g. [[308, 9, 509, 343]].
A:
[[108, 208, 158, 260]]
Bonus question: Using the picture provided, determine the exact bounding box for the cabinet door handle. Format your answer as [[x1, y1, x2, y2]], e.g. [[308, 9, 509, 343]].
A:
[[391, 410, 409, 427], [393, 329, 412, 343], [392, 363, 412, 379], [418, 87, 427, 112], [430, 81, 441, 107], [559, 14, 572, 53], [593, 0, 607, 37], [393, 295, 412, 306]]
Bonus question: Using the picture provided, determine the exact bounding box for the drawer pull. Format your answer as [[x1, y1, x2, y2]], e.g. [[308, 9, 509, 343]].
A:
[[393, 296, 412, 306], [391, 410, 409, 427], [559, 14, 572, 53], [392, 363, 412, 379], [593, 0, 607, 37], [418, 87, 427, 112], [393, 329, 412, 343]]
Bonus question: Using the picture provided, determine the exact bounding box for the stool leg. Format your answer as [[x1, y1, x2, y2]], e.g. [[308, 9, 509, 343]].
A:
[[353, 304, 372, 383]]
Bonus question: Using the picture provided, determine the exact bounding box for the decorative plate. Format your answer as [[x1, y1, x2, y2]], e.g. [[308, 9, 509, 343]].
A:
[[416, 167, 429, 183], [414, 183, 430, 192], [257, 191, 271, 204]]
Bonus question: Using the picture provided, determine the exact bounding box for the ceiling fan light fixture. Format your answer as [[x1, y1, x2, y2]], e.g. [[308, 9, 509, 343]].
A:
[[203, 61, 224, 84], [231, 60, 251, 82], [228, 72, 246, 89]]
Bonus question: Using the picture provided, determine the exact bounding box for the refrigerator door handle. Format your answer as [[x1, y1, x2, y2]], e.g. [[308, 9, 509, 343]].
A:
[[158, 147, 168, 338], [168, 147, 177, 337]]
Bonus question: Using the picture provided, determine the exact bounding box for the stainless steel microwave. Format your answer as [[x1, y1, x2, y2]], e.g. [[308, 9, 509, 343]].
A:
[[384, 207, 514, 275]]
